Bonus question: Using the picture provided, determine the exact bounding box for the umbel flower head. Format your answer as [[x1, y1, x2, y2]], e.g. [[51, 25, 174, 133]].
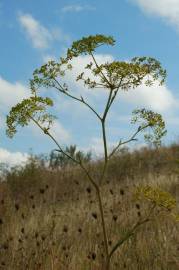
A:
[[6, 96, 54, 138], [131, 108, 167, 146], [135, 185, 176, 211], [66, 34, 115, 58], [6, 34, 167, 147], [28, 34, 166, 95]]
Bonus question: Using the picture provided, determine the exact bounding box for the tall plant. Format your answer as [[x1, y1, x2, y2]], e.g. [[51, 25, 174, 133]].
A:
[[7, 35, 170, 269]]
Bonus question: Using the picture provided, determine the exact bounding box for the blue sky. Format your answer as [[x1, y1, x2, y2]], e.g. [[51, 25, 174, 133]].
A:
[[1, 0, 179, 165]]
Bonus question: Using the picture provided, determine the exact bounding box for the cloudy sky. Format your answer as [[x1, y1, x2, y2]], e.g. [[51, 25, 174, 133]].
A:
[[1, 0, 179, 165]]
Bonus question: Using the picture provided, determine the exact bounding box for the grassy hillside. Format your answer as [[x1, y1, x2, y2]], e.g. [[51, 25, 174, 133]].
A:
[[0, 145, 179, 269]]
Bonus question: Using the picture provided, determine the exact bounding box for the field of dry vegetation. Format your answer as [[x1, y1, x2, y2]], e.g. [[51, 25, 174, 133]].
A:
[[0, 145, 179, 269]]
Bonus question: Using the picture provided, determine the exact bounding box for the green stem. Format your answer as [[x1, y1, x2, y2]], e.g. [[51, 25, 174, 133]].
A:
[[108, 218, 150, 261], [96, 188, 109, 260], [108, 204, 156, 263], [102, 89, 113, 121], [101, 89, 113, 164], [29, 111, 110, 268], [102, 121, 108, 163], [90, 52, 111, 87], [53, 78, 102, 121], [108, 125, 150, 159]]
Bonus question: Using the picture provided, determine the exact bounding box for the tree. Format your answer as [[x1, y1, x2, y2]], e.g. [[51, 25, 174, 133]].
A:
[[49, 145, 91, 169], [7, 34, 174, 270]]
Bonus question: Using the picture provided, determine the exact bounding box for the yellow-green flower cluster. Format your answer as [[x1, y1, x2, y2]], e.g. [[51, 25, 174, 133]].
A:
[[132, 108, 167, 146], [66, 34, 115, 59], [135, 185, 176, 210], [6, 97, 54, 138]]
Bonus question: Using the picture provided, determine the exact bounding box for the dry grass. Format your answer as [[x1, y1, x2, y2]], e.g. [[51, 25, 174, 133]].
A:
[[0, 145, 179, 269]]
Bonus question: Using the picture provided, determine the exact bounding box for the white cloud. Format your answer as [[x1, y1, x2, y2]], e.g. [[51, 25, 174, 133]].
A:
[[18, 13, 71, 50], [132, 0, 179, 30], [69, 54, 113, 78], [52, 54, 177, 122], [0, 76, 29, 113], [50, 28, 71, 43], [42, 54, 57, 63], [85, 137, 143, 157], [0, 76, 70, 146], [66, 54, 114, 97], [18, 13, 52, 49], [52, 54, 115, 117], [84, 137, 116, 156], [29, 119, 71, 145], [61, 4, 95, 13], [90, 137, 104, 155], [51, 120, 71, 143], [0, 148, 29, 166], [119, 81, 177, 112], [80, 136, 149, 158], [63, 55, 177, 113]]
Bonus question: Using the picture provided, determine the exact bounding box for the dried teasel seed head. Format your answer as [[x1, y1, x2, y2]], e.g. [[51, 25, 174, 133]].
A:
[[135, 203, 140, 209], [91, 252, 96, 260], [15, 203, 20, 211], [110, 189, 114, 195], [92, 212, 97, 219], [39, 188, 45, 194], [63, 225, 68, 233], [86, 187, 91, 193]]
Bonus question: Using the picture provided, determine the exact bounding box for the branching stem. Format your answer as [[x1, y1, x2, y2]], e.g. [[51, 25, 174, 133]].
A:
[[53, 78, 102, 121], [29, 114, 109, 261], [109, 124, 149, 159], [108, 203, 156, 263]]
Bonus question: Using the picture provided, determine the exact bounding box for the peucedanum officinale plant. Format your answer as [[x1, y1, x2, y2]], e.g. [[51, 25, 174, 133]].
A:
[[6, 34, 178, 270]]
